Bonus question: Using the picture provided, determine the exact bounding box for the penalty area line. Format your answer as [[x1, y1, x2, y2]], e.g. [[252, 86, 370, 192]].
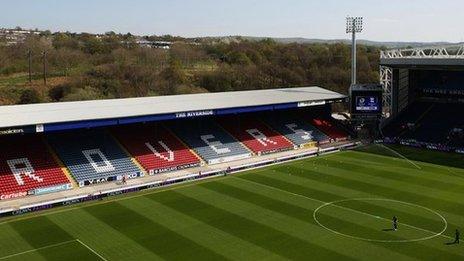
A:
[[0, 239, 108, 261], [76, 239, 108, 261], [0, 239, 77, 260]]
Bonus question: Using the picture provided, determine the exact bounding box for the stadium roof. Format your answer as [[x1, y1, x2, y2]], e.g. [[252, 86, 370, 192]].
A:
[[0, 86, 346, 130], [380, 58, 464, 68], [380, 44, 464, 68]]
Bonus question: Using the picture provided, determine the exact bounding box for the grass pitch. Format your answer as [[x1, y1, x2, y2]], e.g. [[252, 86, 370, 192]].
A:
[[0, 145, 463, 260]]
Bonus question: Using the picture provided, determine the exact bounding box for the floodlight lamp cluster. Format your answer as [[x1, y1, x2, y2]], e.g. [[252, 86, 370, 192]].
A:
[[346, 17, 363, 33]]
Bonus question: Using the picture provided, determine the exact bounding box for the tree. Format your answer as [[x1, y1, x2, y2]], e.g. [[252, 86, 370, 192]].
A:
[[160, 58, 187, 94], [52, 33, 79, 49], [18, 89, 41, 104], [227, 51, 252, 65], [40, 30, 52, 37], [0, 30, 383, 105], [62, 86, 105, 101], [81, 35, 104, 54]]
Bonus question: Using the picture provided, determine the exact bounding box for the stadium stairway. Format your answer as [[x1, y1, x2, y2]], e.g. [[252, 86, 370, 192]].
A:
[[110, 131, 149, 177], [47, 129, 143, 187], [167, 119, 252, 165], [164, 126, 206, 166], [0, 135, 72, 200], [218, 116, 295, 155], [43, 137, 78, 189], [261, 120, 296, 150], [112, 124, 201, 175], [215, 122, 256, 157]]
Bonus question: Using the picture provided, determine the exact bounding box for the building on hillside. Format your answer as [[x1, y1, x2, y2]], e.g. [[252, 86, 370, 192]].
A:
[[135, 38, 172, 49], [0, 28, 41, 45]]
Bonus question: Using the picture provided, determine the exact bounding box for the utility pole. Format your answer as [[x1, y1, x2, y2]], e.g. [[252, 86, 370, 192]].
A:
[[346, 17, 363, 85], [28, 50, 32, 83], [42, 51, 47, 85]]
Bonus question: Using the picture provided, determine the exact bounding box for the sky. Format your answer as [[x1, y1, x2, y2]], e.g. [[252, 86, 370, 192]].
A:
[[1, 0, 463, 42]]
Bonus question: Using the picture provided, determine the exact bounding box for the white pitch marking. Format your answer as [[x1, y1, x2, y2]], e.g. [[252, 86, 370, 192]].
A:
[[76, 239, 108, 261], [0, 239, 76, 260], [233, 176, 452, 242], [376, 144, 422, 170], [313, 198, 449, 243]]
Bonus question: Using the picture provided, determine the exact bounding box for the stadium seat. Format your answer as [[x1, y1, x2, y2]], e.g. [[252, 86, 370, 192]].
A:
[[47, 129, 143, 187], [382, 102, 434, 138], [0, 135, 71, 200], [112, 124, 201, 174], [263, 115, 330, 146], [310, 118, 349, 141], [168, 120, 252, 164], [295, 106, 349, 141], [387, 102, 464, 148], [219, 116, 294, 155]]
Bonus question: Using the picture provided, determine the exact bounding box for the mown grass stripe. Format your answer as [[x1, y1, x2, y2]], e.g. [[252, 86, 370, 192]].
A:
[[338, 150, 424, 170], [84, 202, 227, 260], [269, 164, 370, 198], [147, 190, 354, 261], [223, 177, 464, 260], [9, 216, 73, 248], [7, 216, 89, 260], [352, 148, 464, 180], [0, 239, 76, 260], [200, 181, 318, 224], [35, 240, 101, 261], [353, 145, 464, 170], [325, 156, 464, 194], [5, 240, 101, 261], [0, 224, 36, 258], [284, 162, 464, 218], [240, 172, 455, 242], [189, 182, 463, 260], [119, 197, 283, 260], [200, 180, 435, 260], [48, 208, 159, 260], [76, 239, 108, 261], [270, 165, 449, 231], [220, 177, 447, 259], [241, 170, 343, 203], [0, 174, 235, 226], [335, 153, 461, 179]]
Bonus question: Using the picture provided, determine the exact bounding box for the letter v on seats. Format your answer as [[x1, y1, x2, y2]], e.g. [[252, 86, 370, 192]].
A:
[[145, 141, 174, 162]]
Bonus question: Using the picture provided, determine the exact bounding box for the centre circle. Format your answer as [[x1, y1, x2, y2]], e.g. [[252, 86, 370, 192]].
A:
[[313, 198, 447, 243]]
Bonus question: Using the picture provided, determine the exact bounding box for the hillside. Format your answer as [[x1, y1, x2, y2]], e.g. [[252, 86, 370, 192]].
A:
[[209, 36, 459, 49], [0, 32, 380, 105]]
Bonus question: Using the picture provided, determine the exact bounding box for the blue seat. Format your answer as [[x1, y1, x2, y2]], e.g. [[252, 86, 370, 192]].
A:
[[47, 129, 143, 187], [263, 116, 329, 145], [168, 120, 251, 164]]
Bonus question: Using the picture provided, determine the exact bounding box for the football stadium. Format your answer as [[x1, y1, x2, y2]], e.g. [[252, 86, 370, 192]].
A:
[[1, 43, 464, 261]]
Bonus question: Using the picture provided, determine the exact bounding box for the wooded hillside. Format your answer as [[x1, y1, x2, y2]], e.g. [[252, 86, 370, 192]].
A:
[[0, 33, 381, 105]]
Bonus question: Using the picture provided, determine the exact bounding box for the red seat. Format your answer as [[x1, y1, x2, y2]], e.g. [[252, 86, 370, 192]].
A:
[[112, 125, 201, 174], [0, 136, 70, 200], [311, 118, 348, 140], [219, 116, 294, 155]]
